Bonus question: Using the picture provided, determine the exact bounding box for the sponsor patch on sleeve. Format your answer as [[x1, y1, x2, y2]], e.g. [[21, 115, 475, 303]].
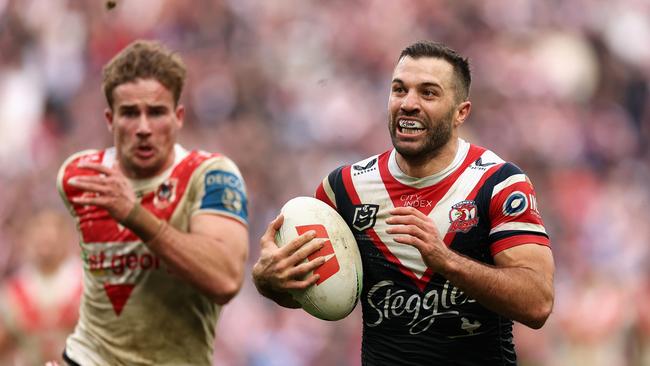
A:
[[502, 191, 528, 216], [201, 170, 248, 222]]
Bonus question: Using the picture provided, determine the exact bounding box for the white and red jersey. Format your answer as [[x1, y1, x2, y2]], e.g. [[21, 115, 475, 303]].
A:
[[57, 144, 248, 366], [0, 258, 82, 365], [315, 139, 550, 365]]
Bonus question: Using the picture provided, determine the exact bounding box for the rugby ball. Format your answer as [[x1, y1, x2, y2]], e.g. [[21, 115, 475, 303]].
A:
[[276, 196, 363, 321]]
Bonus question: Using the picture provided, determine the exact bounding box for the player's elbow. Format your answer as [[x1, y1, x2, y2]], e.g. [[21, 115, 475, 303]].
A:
[[209, 274, 243, 305], [211, 280, 242, 305], [521, 299, 553, 329]]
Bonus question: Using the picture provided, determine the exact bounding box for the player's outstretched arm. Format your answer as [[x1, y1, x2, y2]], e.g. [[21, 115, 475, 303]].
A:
[[68, 162, 249, 305], [252, 215, 326, 308], [387, 206, 554, 329]]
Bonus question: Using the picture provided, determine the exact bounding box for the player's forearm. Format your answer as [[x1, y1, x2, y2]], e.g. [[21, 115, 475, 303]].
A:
[[439, 253, 553, 329], [122, 204, 245, 304], [150, 230, 245, 304]]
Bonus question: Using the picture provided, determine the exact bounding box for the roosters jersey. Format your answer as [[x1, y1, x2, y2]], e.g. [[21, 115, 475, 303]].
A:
[[315, 139, 550, 366], [57, 144, 248, 366]]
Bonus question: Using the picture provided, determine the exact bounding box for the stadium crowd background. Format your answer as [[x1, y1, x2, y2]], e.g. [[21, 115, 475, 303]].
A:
[[0, 0, 649, 365]]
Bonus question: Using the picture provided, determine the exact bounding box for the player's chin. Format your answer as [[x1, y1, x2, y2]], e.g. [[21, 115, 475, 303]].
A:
[[392, 140, 426, 158], [129, 157, 163, 177]]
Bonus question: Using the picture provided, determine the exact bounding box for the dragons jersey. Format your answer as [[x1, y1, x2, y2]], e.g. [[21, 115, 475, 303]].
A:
[[315, 139, 550, 366], [0, 258, 81, 365], [57, 144, 248, 366]]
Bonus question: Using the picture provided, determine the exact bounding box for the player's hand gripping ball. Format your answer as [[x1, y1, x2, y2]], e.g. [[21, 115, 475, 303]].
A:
[[276, 197, 363, 320]]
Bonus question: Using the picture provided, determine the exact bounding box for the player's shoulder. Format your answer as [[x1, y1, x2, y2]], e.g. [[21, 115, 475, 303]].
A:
[[184, 149, 241, 174], [468, 143, 523, 177], [57, 149, 104, 209], [315, 152, 387, 209], [325, 152, 386, 180], [57, 149, 104, 186], [181, 149, 247, 197], [468, 143, 536, 199], [349, 153, 382, 173], [59, 149, 103, 172]]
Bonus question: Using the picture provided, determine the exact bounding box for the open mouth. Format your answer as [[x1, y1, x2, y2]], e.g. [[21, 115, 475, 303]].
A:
[[135, 145, 155, 158], [397, 119, 426, 135]]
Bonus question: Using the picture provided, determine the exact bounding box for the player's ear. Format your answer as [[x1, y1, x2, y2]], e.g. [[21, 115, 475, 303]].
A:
[[175, 104, 185, 128], [105, 107, 114, 132], [454, 101, 471, 128]]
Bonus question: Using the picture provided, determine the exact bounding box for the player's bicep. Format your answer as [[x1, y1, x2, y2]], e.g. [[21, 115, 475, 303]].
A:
[[190, 214, 249, 260]]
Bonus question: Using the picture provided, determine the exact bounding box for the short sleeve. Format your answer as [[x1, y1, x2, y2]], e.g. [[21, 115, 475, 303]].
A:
[[487, 163, 550, 255], [188, 156, 248, 225]]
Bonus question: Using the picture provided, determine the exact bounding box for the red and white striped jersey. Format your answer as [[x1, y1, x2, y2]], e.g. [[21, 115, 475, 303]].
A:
[[57, 144, 248, 366], [0, 258, 81, 365], [315, 139, 549, 365]]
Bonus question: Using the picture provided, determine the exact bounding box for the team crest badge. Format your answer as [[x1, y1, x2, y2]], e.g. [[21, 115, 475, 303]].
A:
[[448, 200, 479, 233], [352, 204, 379, 231], [154, 179, 177, 209], [221, 187, 243, 214]]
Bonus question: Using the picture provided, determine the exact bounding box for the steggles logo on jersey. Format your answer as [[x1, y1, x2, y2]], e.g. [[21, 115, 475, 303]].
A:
[[154, 178, 177, 209], [366, 280, 476, 335], [353, 158, 378, 176], [502, 191, 528, 216], [352, 204, 379, 231], [448, 200, 479, 233]]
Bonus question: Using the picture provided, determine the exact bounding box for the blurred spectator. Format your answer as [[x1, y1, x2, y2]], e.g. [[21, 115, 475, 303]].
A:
[[0, 209, 81, 365]]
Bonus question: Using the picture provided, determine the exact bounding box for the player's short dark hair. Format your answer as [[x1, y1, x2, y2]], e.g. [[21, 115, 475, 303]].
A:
[[102, 40, 187, 109], [398, 41, 471, 102]]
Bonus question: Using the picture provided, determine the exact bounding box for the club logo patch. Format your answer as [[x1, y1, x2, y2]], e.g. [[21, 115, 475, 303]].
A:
[[502, 191, 527, 216], [154, 179, 178, 209], [352, 204, 379, 231], [221, 187, 244, 214], [448, 200, 479, 233]]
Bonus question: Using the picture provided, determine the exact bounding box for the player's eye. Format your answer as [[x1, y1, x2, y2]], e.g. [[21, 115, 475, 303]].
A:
[[392, 85, 406, 94], [120, 108, 140, 118], [422, 89, 437, 98], [148, 106, 168, 117]]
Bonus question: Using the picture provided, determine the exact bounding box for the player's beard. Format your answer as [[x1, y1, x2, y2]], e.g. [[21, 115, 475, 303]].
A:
[[389, 106, 455, 164]]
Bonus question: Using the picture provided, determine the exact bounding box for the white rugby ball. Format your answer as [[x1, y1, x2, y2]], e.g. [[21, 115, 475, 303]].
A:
[[276, 196, 363, 321]]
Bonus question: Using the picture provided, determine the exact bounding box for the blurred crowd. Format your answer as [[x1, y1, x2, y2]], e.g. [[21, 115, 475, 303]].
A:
[[0, 0, 649, 365]]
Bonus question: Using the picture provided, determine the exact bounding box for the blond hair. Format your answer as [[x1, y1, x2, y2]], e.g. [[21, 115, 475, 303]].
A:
[[102, 40, 187, 108]]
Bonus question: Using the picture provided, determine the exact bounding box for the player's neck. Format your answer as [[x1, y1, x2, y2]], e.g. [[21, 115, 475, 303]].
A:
[[395, 137, 459, 178]]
